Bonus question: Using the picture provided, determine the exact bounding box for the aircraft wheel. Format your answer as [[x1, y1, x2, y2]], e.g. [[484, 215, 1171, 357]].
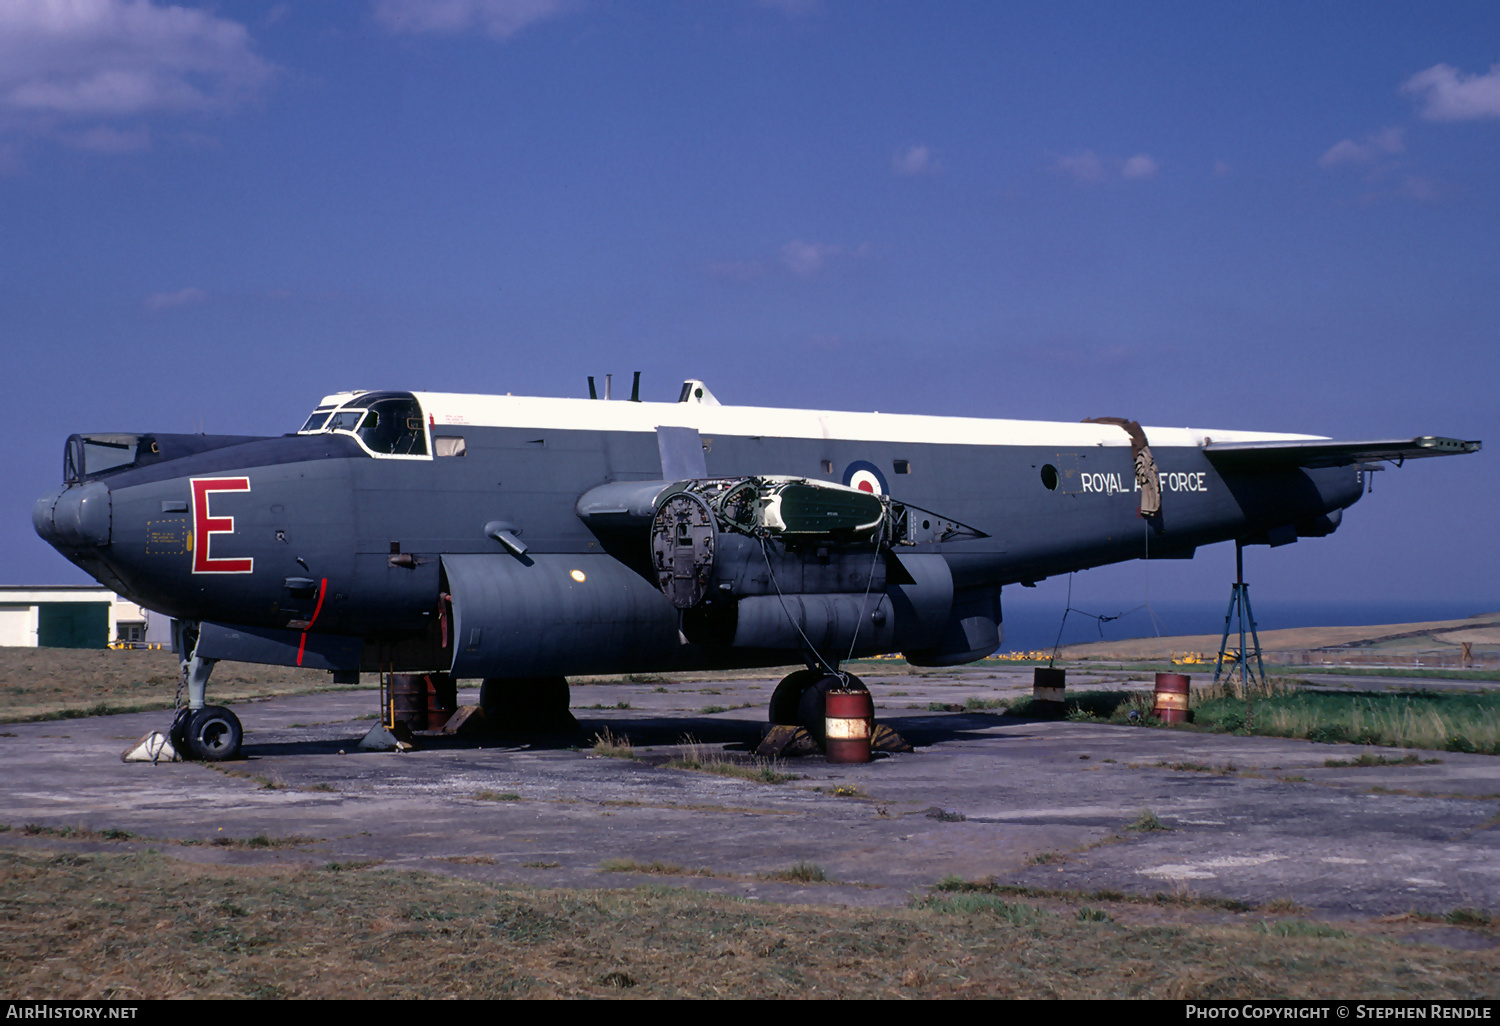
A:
[[797, 673, 868, 741], [184, 706, 243, 761], [168, 707, 192, 753], [768, 669, 825, 725]]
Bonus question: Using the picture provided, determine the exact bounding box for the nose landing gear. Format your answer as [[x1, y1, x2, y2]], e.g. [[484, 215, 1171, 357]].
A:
[[170, 705, 245, 762], [166, 621, 245, 761]]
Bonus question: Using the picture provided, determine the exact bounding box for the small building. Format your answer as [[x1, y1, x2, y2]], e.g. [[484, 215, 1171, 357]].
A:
[[0, 587, 163, 649]]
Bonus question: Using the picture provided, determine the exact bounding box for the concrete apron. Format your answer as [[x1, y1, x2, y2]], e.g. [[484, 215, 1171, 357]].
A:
[[2, 669, 1496, 937]]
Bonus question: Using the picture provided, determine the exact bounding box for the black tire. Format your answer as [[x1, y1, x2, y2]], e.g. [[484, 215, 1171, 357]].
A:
[[796, 673, 867, 740], [168, 707, 192, 753], [768, 669, 825, 725], [185, 706, 243, 761]]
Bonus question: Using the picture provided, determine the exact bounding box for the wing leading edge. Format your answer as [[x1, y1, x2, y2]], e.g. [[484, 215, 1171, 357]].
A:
[[1203, 435, 1481, 469]]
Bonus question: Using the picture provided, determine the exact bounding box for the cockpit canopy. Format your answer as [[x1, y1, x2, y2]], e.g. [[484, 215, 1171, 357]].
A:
[[298, 391, 428, 457]]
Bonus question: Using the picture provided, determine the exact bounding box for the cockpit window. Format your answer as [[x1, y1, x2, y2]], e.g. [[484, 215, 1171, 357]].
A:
[[65, 434, 140, 483], [357, 397, 428, 455], [298, 391, 428, 457], [327, 411, 365, 432]]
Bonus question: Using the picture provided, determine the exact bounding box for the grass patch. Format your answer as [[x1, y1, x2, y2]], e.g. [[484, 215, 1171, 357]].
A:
[[1252, 920, 1349, 939], [473, 791, 522, 802], [1157, 761, 1238, 774], [590, 728, 635, 760], [935, 876, 1258, 914], [664, 737, 795, 784], [0, 848, 1494, 998], [758, 860, 829, 884], [1009, 682, 1500, 754], [916, 892, 1049, 924], [1446, 908, 1492, 927], [1126, 809, 1170, 832], [599, 858, 713, 878], [1192, 683, 1500, 753], [324, 859, 384, 872], [1323, 753, 1443, 768]]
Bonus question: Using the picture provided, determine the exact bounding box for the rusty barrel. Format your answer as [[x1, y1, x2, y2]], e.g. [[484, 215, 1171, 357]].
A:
[[1033, 666, 1066, 715], [1153, 673, 1190, 723], [824, 689, 874, 764], [425, 672, 458, 731], [391, 673, 427, 730]]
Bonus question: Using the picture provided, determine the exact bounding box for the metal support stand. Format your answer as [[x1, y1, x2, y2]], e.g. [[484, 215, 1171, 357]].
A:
[[1213, 542, 1266, 694]]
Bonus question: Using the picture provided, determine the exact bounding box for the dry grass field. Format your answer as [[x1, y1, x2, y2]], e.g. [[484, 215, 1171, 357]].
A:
[[0, 844, 1494, 1000], [0, 647, 359, 723]]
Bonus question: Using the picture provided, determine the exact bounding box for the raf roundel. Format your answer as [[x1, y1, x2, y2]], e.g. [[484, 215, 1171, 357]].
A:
[[842, 460, 888, 496]]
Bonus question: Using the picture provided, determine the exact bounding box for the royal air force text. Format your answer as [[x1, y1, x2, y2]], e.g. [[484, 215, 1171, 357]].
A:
[[1078, 471, 1208, 496]]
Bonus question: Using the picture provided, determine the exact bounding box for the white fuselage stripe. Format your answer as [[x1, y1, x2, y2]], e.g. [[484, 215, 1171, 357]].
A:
[[312, 391, 1324, 450]]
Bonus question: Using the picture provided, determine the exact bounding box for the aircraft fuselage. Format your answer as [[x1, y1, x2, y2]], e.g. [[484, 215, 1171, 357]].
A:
[[34, 387, 1371, 678]]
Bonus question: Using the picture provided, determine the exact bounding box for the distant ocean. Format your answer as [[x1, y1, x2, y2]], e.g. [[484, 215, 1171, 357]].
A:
[[997, 597, 1499, 654]]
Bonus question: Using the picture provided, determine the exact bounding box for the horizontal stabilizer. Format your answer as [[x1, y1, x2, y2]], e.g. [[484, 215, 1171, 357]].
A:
[[1203, 436, 1480, 469]]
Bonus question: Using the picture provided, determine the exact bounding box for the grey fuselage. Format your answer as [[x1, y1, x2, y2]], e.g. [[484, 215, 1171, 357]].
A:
[[34, 389, 1363, 678]]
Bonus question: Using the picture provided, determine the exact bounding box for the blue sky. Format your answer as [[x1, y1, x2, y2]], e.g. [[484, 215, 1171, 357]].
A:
[[4, 1, 1497, 617]]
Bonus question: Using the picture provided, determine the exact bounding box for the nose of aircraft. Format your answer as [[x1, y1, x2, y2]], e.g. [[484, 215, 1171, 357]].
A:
[[34, 481, 112, 549]]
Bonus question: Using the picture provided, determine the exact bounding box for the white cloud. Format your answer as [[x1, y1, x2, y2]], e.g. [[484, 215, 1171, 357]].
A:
[[59, 123, 150, 153], [779, 240, 868, 278], [143, 287, 206, 312], [1120, 153, 1158, 180], [1052, 150, 1159, 183], [781, 240, 837, 277], [892, 144, 936, 177], [1401, 63, 1500, 121], [1053, 150, 1105, 183], [0, 0, 272, 118], [372, 0, 573, 39], [1318, 127, 1405, 169]]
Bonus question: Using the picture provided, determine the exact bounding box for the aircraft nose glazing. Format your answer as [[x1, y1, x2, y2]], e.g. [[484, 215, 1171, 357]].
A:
[[34, 481, 112, 549]]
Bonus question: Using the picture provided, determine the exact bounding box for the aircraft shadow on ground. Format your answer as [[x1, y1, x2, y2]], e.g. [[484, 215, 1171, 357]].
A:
[[237, 711, 1047, 759]]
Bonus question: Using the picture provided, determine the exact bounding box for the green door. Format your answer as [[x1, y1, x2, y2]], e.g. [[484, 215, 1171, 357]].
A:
[[37, 603, 109, 648]]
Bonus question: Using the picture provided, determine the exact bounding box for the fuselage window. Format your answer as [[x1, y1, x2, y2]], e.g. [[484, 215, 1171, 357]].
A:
[[434, 436, 466, 457]]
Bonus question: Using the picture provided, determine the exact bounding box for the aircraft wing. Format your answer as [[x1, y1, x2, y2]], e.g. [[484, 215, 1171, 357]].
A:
[[1203, 435, 1481, 469]]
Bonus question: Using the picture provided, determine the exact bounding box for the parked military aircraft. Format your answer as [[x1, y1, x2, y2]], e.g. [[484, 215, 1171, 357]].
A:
[[34, 378, 1480, 760]]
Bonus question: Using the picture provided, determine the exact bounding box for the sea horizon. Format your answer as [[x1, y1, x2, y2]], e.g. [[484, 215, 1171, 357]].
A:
[[996, 597, 1499, 655]]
